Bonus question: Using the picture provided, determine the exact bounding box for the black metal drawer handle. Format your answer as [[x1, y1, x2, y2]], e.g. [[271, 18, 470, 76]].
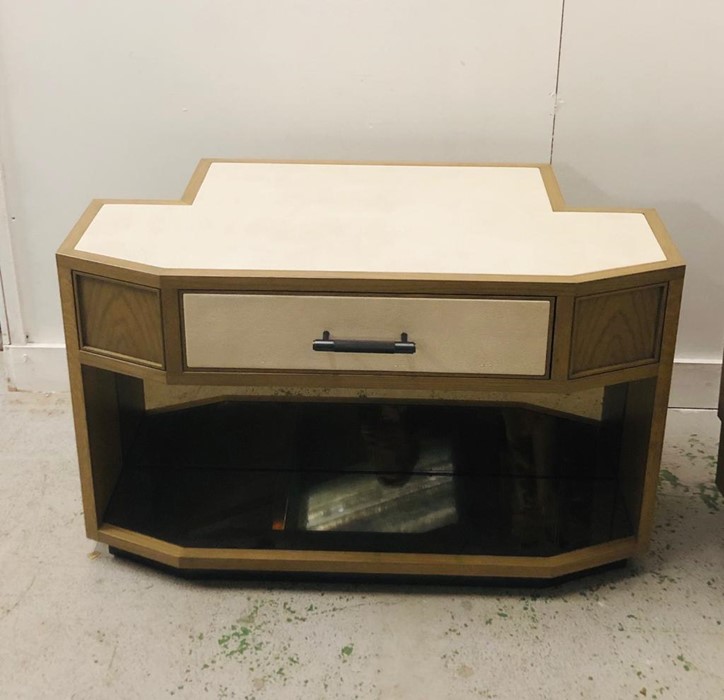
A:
[[312, 331, 416, 355]]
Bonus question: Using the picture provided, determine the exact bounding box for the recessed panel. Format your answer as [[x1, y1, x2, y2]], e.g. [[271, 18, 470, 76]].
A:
[[76, 274, 164, 367], [570, 285, 665, 377]]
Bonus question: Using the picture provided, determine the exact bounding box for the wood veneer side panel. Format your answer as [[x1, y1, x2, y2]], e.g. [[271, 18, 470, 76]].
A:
[[569, 284, 667, 377], [97, 526, 636, 579], [635, 277, 684, 549], [57, 263, 99, 537], [75, 274, 165, 367]]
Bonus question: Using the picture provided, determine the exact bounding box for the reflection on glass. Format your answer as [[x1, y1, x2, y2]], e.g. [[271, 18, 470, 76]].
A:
[[102, 390, 634, 556], [302, 439, 457, 533]]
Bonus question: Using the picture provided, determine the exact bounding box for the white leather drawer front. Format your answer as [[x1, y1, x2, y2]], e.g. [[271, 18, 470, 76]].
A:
[[182, 294, 551, 376]]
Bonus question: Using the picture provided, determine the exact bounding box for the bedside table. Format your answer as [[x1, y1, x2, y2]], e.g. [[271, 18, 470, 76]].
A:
[[57, 161, 684, 581]]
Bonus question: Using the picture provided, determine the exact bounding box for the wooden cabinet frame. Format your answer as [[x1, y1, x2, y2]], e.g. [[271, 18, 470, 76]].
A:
[[57, 160, 685, 580]]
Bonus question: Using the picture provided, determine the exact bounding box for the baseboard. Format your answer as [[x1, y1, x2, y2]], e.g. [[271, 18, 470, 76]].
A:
[[2, 344, 721, 408], [2, 344, 70, 392]]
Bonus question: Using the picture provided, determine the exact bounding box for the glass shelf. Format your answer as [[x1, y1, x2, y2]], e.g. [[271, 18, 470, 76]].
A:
[[103, 399, 632, 557]]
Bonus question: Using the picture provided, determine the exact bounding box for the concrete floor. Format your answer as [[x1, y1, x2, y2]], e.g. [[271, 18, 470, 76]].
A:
[[0, 386, 722, 700]]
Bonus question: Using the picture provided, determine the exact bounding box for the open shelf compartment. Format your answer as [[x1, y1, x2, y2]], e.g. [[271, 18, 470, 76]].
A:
[[84, 369, 644, 560]]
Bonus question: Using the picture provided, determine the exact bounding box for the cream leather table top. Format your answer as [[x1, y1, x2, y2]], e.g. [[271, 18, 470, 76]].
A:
[[74, 163, 666, 276]]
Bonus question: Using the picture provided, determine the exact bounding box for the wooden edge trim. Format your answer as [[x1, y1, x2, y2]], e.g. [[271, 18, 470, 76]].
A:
[[538, 164, 567, 210], [143, 397, 605, 423], [550, 294, 574, 381], [160, 286, 184, 374], [97, 525, 637, 579], [181, 158, 215, 201], [569, 280, 668, 303], [642, 210, 685, 267], [71, 268, 161, 292], [57, 265, 99, 537], [162, 363, 659, 391], [52, 263, 680, 311], [78, 350, 168, 382], [569, 357, 660, 381], [57, 255, 683, 288], [57, 251, 164, 286], [78, 347, 164, 371], [57, 200, 104, 256], [74, 345, 658, 391], [545, 298, 555, 378], [58, 259, 685, 287], [200, 157, 550, 169]]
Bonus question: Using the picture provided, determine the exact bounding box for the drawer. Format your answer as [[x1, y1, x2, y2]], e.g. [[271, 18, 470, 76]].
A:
[[182, 294, 552, 376]]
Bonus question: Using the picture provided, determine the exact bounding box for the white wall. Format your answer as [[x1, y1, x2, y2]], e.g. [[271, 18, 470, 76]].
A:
[[0, 0, 562, 346], [1, 0, 722, 390], [553, 0, 724, 361]]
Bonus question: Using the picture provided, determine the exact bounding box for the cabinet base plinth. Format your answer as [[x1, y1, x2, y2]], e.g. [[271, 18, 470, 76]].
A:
[[108, 545, 628, 586]]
